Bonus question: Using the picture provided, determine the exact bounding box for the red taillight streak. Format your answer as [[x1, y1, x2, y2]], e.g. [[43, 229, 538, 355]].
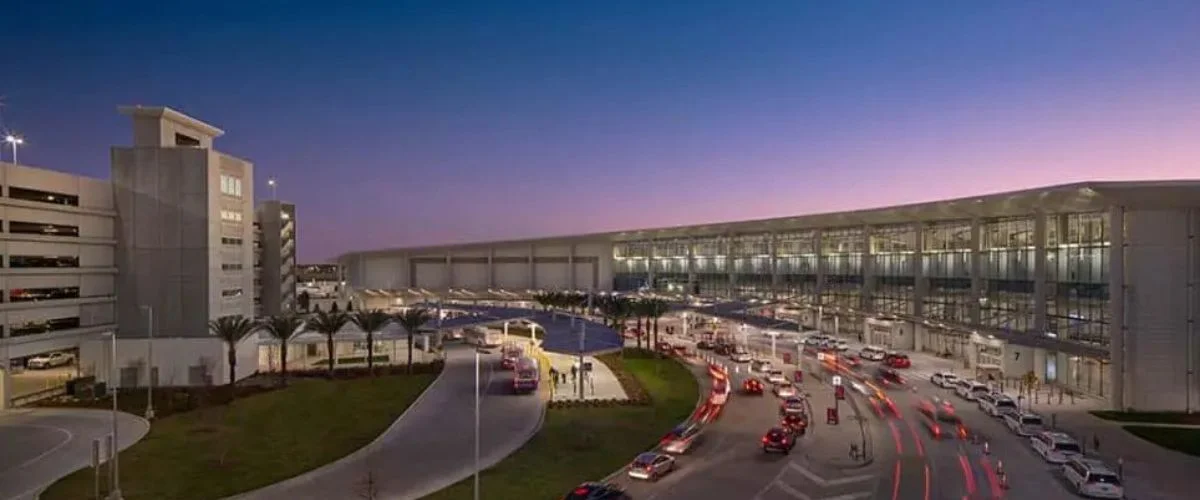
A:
[[891, 460, 902, 500], [980, 457, 1003, 499], [887, 420, 905, 454], [923, 463, 931, 500], [902, 416, 925, 457], [869, 397, 883, 416], [957, 454, 977, 495]]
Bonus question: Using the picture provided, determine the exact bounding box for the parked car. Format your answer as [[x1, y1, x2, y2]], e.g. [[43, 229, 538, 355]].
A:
[[563, 482, 630, 500], [1063, 456, 1124, 499], [978, 393, 1018, 417], [1031, 431, 1083, 464], [859, 345, 887, 361], [954, 380, 991, 401], [1004, 411, 1045, 436], [26, 352, 75, 369], [929, 371, 960, 388]]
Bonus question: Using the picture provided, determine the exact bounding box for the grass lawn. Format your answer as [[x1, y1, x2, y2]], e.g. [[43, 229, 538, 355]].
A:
[[42, 373, 438, 500], [423, 350, 699, 499], [1124, 425, 1200, 457], [1091, 410, 1200, 425]]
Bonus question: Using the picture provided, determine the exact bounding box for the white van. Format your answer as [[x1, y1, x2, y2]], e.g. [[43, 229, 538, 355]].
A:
[[1063, 456, 1124, 499], [1031, 431, 1083, 464], [955, 380, 990, 401], [978, 394, 1018, 417], [1004, 411, 1045, 436], [859, 345, 886, 361]]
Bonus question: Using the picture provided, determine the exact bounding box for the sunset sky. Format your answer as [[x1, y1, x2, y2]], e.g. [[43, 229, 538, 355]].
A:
[[2, 1, 1198, 262]]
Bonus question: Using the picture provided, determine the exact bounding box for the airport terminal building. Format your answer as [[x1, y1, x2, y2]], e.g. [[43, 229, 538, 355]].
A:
[[340, 182, 1200, 411]]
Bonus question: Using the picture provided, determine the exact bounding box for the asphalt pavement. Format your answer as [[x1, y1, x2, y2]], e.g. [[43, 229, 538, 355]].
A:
[[229, 343, 546, 500], [0, 408, 149, 500]]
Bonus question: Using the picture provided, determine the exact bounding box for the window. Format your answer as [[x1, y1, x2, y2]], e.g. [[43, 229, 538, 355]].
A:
[[220, 175, 243, 197], [11, 316, 81, 337], [9, 221, 80, 237], [9, 255, 80, 268], [9, 286, 81, 302], [220, 210, 243, 222], [175, 133, 201, 147], [222, 288, 244, 298], [8, 186, 80, 207], [221, 237, 243, 245], [222, 263, 244, 271]]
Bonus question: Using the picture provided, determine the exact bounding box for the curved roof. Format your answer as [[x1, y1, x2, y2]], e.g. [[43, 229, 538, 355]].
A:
[[337, 180, 1200, 260]]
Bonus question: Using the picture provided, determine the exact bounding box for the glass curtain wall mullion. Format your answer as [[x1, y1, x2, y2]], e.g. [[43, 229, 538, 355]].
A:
[[980, 216, 1037, 333], [1045, 212, 1110, 347], [651, 239, 690, 292], [732, 233, 772, 296], [693, 236, 728, 296], [777, 231, 819, 304], [613, 240, 652, 291], [871, 224, 917, 315], [922, 221, 974, 324], [821, 227, 865, 309]]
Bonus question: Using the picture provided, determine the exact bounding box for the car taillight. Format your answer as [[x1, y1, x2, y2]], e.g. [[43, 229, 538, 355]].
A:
[[933, 425, 941, 438], [762, 436, 770, 444], [572, 487, 590, 495]]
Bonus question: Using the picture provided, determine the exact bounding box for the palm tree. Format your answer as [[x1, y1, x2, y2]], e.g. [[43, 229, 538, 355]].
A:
[[350, 309, 393, 375], [259, 314, 305, 386], [393, 308, 435, 373], [533, 292, 556, 320], [632, 299, 652, 349], [647, 298, 671, 352], [207, 315, 260, 389], [307, 310, 350, 378]]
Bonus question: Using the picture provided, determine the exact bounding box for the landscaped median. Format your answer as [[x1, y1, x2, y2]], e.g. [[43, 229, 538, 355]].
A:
[[422, 348, 699, 499], [39, 363, 442, 500]]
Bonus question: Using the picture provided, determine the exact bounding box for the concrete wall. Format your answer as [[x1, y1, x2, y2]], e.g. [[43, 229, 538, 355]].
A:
[[80, 335, 257, 388], [1121, 208, 1200, 411]]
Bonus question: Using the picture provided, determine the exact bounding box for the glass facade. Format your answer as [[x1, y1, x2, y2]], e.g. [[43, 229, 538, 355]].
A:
[[609, 210, 1115, 353]]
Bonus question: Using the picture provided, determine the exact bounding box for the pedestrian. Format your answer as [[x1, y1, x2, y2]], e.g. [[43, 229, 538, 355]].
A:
[[1093, 433, 1100, 452], [571, 364, 578, 381], [549, 367, 559, 386]]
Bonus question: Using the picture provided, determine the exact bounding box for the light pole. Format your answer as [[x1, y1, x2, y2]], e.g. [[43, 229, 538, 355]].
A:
[[2, 330, 11, 409], [267, 177, 277, 199], [4, 135, 23, 165], [139, 306, 155, 420], [473, 347, 490, 500], [106, 331, 123, 500]]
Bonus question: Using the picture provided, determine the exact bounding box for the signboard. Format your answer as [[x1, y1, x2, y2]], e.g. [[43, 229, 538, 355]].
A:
[[832, 375, 843, 387], [817, 352, 829, 362]]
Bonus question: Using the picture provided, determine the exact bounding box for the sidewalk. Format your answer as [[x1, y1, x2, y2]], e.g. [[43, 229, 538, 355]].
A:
[[544, 351, 628, 401]]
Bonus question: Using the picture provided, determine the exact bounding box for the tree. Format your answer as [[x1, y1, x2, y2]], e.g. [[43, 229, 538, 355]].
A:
[[331, 301, 341, 313], [313, 302, 322, 312], [631, 299, 651, 350], [350, 309, 392, 375], [308, 310, 351, 378], [533, 292, 555, 319], [207, 315, 260, 389], [346, 300, 355, 312], [393, 308, 435, 373], [259, 314, 305, 386], [646, 298, 671, 351]]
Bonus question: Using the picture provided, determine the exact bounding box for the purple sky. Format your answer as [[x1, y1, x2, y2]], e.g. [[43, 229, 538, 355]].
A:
[[2, 1, 1198, 262]]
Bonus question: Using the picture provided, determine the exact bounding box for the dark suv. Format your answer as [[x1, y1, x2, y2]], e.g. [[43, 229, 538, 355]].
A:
[[761, 427, 796, 454], [563, 482, 629, 499]]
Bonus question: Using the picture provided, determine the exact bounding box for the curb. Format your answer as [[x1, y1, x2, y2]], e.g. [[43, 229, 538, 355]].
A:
[[601, 354, 711, 482], [222, 360, 451, 500], [27, 408, 153, 500]]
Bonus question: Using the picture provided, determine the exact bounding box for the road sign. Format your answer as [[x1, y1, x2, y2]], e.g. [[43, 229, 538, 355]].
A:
[[832, 375, 843, 386]]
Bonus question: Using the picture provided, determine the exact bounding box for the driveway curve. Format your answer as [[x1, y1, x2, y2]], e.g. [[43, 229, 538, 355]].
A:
[[230, 343, 546, 500], [0, 408, 149, 500]]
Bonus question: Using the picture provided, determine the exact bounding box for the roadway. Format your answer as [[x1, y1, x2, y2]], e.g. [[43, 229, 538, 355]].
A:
[[610, 315, 1082, 499]]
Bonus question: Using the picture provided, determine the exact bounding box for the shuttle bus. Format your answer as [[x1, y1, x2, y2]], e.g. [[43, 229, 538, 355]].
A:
[[513, 357, 540, 394], [466, 326, 503, 347]]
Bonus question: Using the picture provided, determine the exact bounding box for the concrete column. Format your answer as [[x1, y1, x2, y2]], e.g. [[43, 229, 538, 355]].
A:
[[648, 239, 657, 291], [487, 248, 496, 289], [726, 235, 736, 297], [528, 244, 536, 290], [1033, 214, 1048, 333], [861, 225, 875, 311], [970, 218, 984, 325], [1109, 206, 1125, 410], [568, 244, 577, 290], [686, 237, 696, 293], [815, 228, 826, 305], [770, 232, 781, 297], [913, 222, 927, 317], [445, 255, 454, 289]]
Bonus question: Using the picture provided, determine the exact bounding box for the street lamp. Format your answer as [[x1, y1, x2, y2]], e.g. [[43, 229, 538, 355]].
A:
[[473, 347, 492, 500], [104, 331, 123, 500], [267, 177, 277, 199], [4, 135, 24, 165], [139, 306, 155, 420]]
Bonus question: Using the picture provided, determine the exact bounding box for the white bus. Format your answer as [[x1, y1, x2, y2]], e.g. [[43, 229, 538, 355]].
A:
[[465, 326, 503, 347]]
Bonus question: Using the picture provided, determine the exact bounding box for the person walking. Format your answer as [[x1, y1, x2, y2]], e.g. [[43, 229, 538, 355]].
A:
[[549, 367, 559, 386]]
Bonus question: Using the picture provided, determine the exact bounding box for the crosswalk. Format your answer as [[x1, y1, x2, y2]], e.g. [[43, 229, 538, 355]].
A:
[[754, 461, 877, 500]]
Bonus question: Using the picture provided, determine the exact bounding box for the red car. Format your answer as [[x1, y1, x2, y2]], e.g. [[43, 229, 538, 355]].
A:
[[875, 367, 906, 386], [500, 356, 518, 370], [916, 398, 968, 440], [883, 353, 911, 368], [781, 413, 808, 435], [742, 379, 765, 395]]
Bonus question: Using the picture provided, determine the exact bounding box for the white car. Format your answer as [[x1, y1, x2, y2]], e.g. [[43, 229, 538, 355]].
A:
[[978, 394, 1018, 417], [731, 352, 752, 363], [954, 380, 990, 401], [833, 340, 850, 352], [929, 371, 960, 388], [1063, 456, 1125, 499], [1031, 431, 1083, 464], [753, 360, 775, 373], [765, 370, 788, 385], [26, 352, 75, 369], [1004, 411, 1045, 436], [859, 346, 886, 361], [803, 335, 827, 346], [775, 384, 798, 398]]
